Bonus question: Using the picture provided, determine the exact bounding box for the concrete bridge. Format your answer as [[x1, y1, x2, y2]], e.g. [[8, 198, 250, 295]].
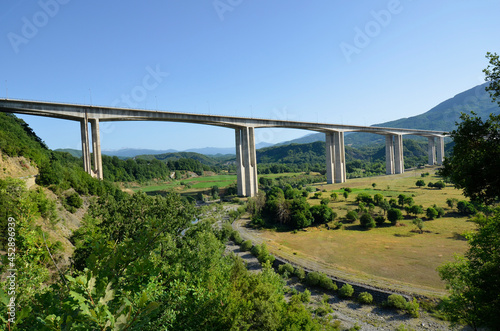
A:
[[0, 99, 447, 197]]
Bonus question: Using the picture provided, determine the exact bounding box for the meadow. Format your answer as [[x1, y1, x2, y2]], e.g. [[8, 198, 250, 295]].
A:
[[256, 168, 477, 297]]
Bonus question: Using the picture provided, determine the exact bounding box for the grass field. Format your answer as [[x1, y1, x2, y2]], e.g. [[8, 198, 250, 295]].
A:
[[256, 167, 476, 296], [132, 172, 309, 193]]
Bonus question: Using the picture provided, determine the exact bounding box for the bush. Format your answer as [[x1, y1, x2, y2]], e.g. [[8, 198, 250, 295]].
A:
[[387, 208, 403, 225], [434, 205, 445, 218], [355, 193, 373, 204], [338, 284, 354, 298], [426, 207, 438, 220], [319, 273, 337, 291], [305, 271, 321, 286], [387, 294, 407, 310], [278, 263, 295, 276], [457, 200, 476, 215], [240, 240, 252, 251], [232, 231, 243, 245], [360, 213, 376, 229], [299, 289, 311, 303], [375, 215, 386, 226], [345, 210, 358, 222], [415, 179, 426, 187], [250, 243, 261, 256], [66, 192, 83, 209], [358, 292, 373, 304], [294, 267, 306, 281]]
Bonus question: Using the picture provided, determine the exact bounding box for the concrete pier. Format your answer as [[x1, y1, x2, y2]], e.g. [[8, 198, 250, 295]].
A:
[[385, 135, 394, 175], [235, 127, 258, 197], [325, 132, 335, 184], [436, 136, 444, 165], [428, 137, 436, 165], [333, 131, 346, 183], [393, 134, 404, 174]]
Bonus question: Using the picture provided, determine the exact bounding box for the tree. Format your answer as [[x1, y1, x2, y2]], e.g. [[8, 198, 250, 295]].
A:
[[438, 212, 500, 330], [343, 191, 349, 201], [412, 218, 424, 233], [409, 205, 424, 217], [415, 179, 426, 187], [426, 207, 438, 220], [373, 193, 384, 205], [483, 52, 500, 106], [330, 192, 338, 201], [360, 213, 376, 229], [387, 208, 403, 225], [440, 112, 500, 205]]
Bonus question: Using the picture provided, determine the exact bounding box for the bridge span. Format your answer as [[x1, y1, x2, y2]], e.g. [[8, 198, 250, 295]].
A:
[[0, 99, 447, 197]]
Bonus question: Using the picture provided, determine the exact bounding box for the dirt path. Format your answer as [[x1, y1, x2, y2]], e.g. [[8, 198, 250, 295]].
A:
[[231, 218, 471, 331]]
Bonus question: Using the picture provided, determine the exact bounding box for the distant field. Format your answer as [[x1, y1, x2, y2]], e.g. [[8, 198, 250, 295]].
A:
[[133, 172, 313, 193], [253, 167, 476, 296]]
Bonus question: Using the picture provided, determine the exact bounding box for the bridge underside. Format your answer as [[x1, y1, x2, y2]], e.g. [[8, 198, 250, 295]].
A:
[[0, 99, 446, 197]]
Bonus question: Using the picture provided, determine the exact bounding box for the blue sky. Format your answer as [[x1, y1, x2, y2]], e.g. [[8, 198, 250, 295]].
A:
[[1, 0, 498, 151]]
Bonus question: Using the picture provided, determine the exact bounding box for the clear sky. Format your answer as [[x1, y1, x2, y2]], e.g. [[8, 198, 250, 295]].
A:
[[1, 0, 499, 152]]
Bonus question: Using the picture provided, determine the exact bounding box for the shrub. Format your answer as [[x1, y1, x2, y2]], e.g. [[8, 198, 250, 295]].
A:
[[457, 200, 476, 215], [375, 215, 386, 226], [360, 213, 376, 229], [387, 208, 403, 225], [232, 231, 243, 245], [426, 207, 438, 220], [415, 179, 425, 187], [412, 218, 424, 233], [355, 192, 373, 204], [338, 284, 354, 298], [319, 273, 337, 291], [330, 192, 338, 201], [278, 263, 295, 276], [345, 210, 358, 222], [66, 192, 83, 209], [433, 180, 446, 189], [434, 205, 445, 218], [240, 240, 252, 251], [387, 294, 407, 310], [294, 267, 306, 281], [305, 271, 321, 286], [406, 298, 420, 318], [299, 289, 311, 303], [250, 243, 261, 257], [358, 292, 373, 304]]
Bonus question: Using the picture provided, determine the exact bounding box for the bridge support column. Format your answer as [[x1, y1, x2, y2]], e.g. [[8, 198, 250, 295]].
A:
[[235, 128, 246, 196], [333, 131, 346, 183], [90, 119, 103, 180], [436, 136, 444, 166], [235, 127, 258, 197], [428, 137, 436, 165], [325, 132, 334, 184], [385, 135, 394, 175], [80, 118, 91, 174], [394, 134, 404, 174], [80, 117, 103, 180]]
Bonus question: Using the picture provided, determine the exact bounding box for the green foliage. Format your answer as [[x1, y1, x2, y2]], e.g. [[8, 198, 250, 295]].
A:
[[387, 294, 407, 310], [319, 273, 337, 291], [409, 205, 424, 217], [330, 192, 338, 201], [415, 179, 426, 187], [232, 231, 243, 245], [338, 284, 354, 298], [305, 271, 321, 287], [355, 192, 373, 204], [240, 240, 252, 252], [375, 215, 386, 226], [359, 213, 376, 229], [299, 289, 311, 303], [440, 112, 500, 204], [357, 292, 373, 304], [438, 210, 500, 329], [345, 210, 358, 222], [278, 263, 295, 277], [387, 208, 403, 225], [457, 200, 476, 216], [426, 207, 438, 220], [66, 192, 83, 209], [310, 204, 337, 225], [483, 52, 500, 106], [294, 267, 306, 281], [412, 218, 424, 234], [446, 198, 458, 209]]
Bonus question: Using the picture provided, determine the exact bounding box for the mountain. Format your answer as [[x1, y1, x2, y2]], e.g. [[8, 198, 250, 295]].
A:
[[281, 83, 500, 147]]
